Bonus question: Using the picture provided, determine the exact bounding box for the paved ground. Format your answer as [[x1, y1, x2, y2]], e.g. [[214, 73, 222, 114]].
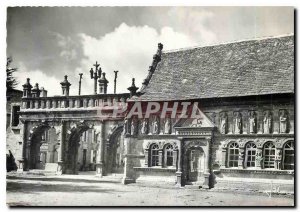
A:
[[6, 173, 294, 206]]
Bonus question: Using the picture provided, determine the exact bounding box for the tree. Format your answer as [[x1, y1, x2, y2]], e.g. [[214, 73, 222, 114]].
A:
[[6, 57, 18, 91]]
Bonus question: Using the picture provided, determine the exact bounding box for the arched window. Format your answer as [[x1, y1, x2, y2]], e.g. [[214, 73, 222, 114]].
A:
[[228, 142, 239, 168], [245, 142, 256, 167], [150, 144, 159, 166], [283, 141, 294, 170], [263, 142, 276, 168], [164, 144, 173, 167]]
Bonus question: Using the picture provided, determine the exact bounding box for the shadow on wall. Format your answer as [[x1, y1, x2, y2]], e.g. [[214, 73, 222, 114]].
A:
[[6, 150, 17, 172]]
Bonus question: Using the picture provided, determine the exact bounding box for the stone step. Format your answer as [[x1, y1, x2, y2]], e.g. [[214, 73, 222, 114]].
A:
[[26, 169, 56, 176], [213, 178, 294, 194]]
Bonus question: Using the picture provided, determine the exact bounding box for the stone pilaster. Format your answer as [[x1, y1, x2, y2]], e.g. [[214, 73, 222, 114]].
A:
[[57, 121, 66, 175], [17, 121, 28, 172], [144, 149, 149, 166], [202, 139, 211, 189], [175, 137, 183, 187], [158, 149, 163, 167], [122, 136, 135, 184], [255, 148, 263, 169], [220, 148, 227, 168], [173, 149, 178, 168], [238, 147, 245, 169]]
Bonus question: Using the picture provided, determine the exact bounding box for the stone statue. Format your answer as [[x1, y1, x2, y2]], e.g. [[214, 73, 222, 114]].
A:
[[249, 111, 256, 134], [263, 111, 272, 134], [275, 149, 282, 169], [141, 119, 148, 135], [234, 112, 242, 134], [280, 110, 288, 133], [220, 112, 228, 134], [123, 118, 129, 135], [255, 149, 263, 166], [152, 116, 159, 134], [131, 118, 137, 136], [164, 118, 171, 134]]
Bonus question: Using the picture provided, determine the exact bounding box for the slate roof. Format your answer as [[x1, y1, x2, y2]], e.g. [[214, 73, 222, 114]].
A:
[[136, 35, 294, 101]]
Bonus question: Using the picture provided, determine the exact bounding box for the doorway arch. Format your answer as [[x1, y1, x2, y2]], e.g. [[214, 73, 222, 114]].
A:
[[106, 125, 124, 174], [28, 125, 58, 170]]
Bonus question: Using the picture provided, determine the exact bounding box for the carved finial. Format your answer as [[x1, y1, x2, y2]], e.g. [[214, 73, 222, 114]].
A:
[[127, 78, 139, 97], [158, 43, 163, 50]]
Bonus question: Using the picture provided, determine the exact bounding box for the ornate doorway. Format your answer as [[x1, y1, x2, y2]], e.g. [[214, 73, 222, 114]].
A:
[[186, 147, 205, 183]]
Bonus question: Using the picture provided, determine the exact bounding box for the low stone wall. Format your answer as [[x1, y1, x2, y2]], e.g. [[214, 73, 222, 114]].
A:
[[134, 167, 176, 184]]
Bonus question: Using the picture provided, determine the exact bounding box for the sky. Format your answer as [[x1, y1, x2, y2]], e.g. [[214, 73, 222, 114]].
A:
[[7, 7, 294, 96]]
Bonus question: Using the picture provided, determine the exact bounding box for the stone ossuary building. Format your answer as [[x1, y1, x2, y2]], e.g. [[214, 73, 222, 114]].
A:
[[7, 34, 294, 190]]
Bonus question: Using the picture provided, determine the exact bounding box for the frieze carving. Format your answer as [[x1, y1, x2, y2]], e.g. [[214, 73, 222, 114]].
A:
[[144, 140, 178, 150], [183, 140, 207, 152]]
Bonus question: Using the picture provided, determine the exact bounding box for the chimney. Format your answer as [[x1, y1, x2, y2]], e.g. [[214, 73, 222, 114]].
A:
[[60, 75, 71, 96], [40, 87, 48, 97], [127, 78, 139, 97], [98, 72, 109, 94], [31, 83, 41, 98], [22, 78, 33, 98]]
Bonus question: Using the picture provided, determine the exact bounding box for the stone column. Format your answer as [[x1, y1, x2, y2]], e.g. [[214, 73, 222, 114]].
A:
[[46, 100, 51, 109], [122, 135, 135, 184], [57, 121, 66, 175], [41, 100, 45, 109], [18, 121, 28, 172], [95, 122, 105, 177], [176, 137, 183, 187], [30, 100, 34, 109]]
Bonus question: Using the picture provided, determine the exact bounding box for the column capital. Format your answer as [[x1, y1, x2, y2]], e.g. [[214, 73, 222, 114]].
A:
[[177, 137, 184, 142]]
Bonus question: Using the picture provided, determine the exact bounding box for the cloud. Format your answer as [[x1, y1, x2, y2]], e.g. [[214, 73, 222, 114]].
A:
[[51, 31, 80, 61], [167, 8, 217, 44], [15, 62, 62, 96], [14, 21, 216, 96], [77, 23, 198, 94]]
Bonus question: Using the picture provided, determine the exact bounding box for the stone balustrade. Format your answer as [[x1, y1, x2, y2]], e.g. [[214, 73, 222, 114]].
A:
[[21, 93, 130, 110]]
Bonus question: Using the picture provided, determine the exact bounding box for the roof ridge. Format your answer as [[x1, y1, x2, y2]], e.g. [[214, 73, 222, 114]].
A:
[[162, 33, 294, 54]]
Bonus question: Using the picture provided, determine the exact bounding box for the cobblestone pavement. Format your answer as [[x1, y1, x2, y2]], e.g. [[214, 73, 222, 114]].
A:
[[6, 174, 294, 206]]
